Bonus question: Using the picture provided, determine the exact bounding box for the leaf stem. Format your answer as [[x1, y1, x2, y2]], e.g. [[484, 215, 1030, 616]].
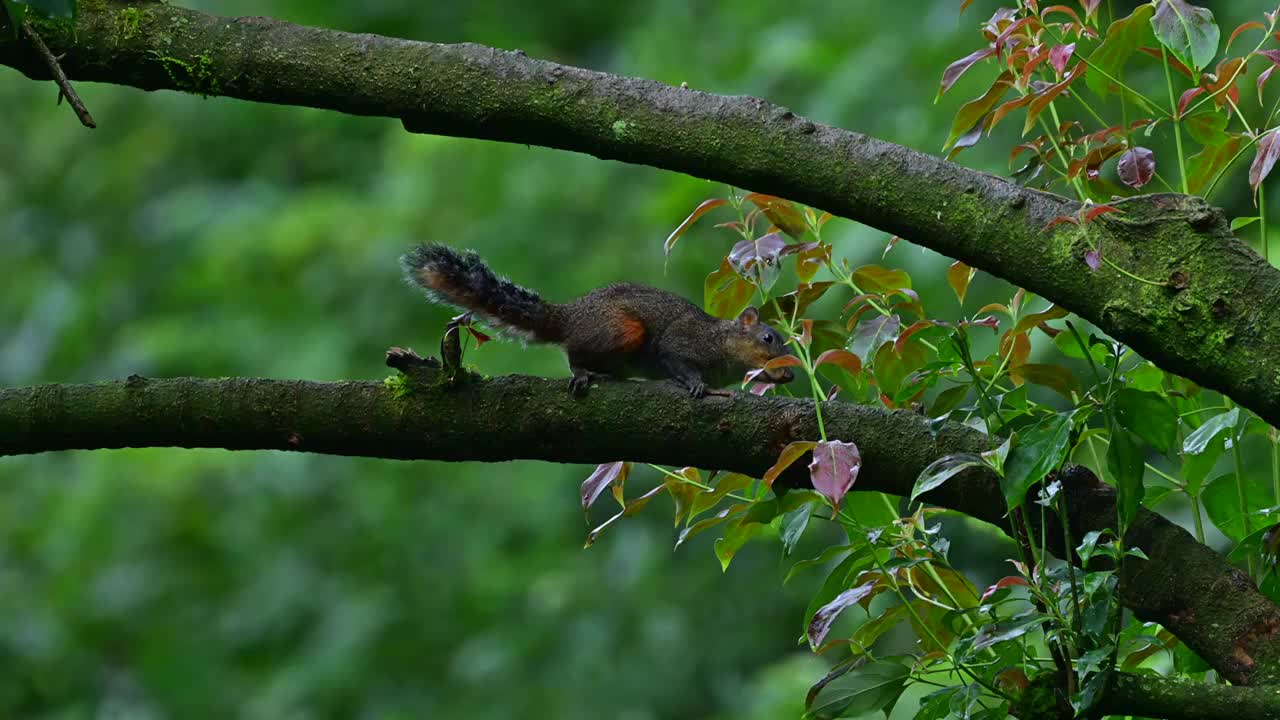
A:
[[1161, 46, 1189, 194]]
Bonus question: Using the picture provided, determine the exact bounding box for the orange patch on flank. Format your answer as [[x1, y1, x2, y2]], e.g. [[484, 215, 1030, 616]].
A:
[[617, 314, 647, 352]]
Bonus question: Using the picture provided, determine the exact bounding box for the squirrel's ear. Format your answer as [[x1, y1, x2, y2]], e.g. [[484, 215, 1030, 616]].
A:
[[737, 307, 760, 327]]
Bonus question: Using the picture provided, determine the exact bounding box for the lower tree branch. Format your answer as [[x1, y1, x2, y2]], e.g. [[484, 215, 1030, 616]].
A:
[[3, 368, 1279, 687], [19, 19, 95, 128]]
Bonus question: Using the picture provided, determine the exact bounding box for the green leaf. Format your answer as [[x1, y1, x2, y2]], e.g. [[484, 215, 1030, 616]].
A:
[[785, 544, 852, 585], [1151, 0, 1220, 73], [1184, 408, 1239, 454], [911, 453, 986, 502], [1002, 412, 1073, 511], [849, 603, 911, 655], [1202, 472, 1279, 542], [805, 660, 908, 720], [779, 500, 815, 557], [714, 517, 768, 571], [1086, 5, 1156, 97], [1114, 388, 1177, 453], [13, 0, 74, 18], [802, 547, 873, 635], [1125, 362, 1165, 392], [1106, 427, 1145, 529], [1187, 133, 1246, 195], [1184, 112, 1228, 146], [1232, 216, 1262, 231]]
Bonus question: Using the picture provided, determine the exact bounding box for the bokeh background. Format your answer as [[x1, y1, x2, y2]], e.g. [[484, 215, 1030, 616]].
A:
[[0, 1, 1270, 718]]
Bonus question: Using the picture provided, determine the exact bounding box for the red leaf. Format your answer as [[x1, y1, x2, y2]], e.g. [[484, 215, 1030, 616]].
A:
[[1228, 21, 1265, 51], [1080, 0, 1100, 19], [1261, 65, 1279, 104], [1042, 5, 1082, 26], [1117, 147, 1155, 189], [1137, 47, 1195, 80], [1250, 129, 1280, 193], [1177, 87, 1205, 117], [1049, 43, 1076, 74], [808, 440, 862, 509], [744, 193, 807, 239], [896, 320, 938, 354], [1041, 214, 1079, 232], [814, 349, 862, 376], [1083, 204, 1121, 223], [1024, 64, 1084, 134], [939, 47, 997, 97], [980, 576, 1031, 601], [664, 199, 728, 255]]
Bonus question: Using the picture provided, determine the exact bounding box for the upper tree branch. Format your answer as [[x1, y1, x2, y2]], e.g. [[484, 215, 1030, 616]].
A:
[[2, 3, 1279, 427], [3, 370, 1280, 692]]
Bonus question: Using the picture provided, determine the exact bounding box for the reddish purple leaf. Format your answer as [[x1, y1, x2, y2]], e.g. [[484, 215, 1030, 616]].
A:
[[1177, 87, 1205, 117], [1118, 147, 1155, 189], [1041, 214, 1079, 232], [1262, 65, 1279, 105], [582, 461, 630, 511], [1085, 249, 1102, 271], [1049, 43, 1076, 74], [939, 47, 997, 97], [807, 580, 879, 648], [808, 440, 862, 509], [1080, 0, 1101, 18], [1228, 21, 1265, 50], [980, 576, 1031, 601], [1251, 129, 1280, 193]]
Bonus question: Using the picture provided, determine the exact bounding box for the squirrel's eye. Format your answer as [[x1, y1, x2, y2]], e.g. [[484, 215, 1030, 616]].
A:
[[762, 332, 774, 344]]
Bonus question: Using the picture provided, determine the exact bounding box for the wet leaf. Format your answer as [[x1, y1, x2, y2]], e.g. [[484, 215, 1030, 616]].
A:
[[849, 314, 901, 360], [809, 440, 862, 509]]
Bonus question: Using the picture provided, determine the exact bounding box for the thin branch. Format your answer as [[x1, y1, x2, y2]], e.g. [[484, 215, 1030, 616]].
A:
[[2, 366, 1279, 686], [19, 20, 94, 128]]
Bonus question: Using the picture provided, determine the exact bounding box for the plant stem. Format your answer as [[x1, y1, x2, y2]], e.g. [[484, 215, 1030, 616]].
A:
[[1161, 47, 1189, 194]]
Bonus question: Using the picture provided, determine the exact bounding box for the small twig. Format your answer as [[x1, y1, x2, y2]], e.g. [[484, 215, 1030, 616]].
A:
[[20, 20, 96, 128]]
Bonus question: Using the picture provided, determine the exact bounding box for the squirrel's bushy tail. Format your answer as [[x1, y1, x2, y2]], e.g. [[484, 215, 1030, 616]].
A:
[[401, 244, 560, 342]]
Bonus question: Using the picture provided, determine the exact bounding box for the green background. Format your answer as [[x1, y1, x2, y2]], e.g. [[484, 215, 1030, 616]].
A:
[[0, 1, 1267, 718]]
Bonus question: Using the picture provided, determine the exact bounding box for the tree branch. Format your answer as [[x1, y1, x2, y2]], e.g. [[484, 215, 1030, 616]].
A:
[[3, 369, 1280, 686], [2, 3, 1279, 428]]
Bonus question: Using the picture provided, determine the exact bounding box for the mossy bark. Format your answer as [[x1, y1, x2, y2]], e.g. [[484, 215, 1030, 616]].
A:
[[4, 370, 1280, 690], [3, 4, 1280, 428]]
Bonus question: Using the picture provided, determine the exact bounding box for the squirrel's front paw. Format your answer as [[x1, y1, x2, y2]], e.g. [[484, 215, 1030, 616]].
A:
[[569, 372, 591, 396], [686, 380, 707, 398]]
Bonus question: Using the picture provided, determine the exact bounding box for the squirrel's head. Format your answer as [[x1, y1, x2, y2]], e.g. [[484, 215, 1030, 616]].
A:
[[731, 307, 793, 384]]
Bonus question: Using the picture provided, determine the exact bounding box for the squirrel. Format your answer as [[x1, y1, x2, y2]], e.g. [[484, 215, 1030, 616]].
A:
[[400, 244, 795, 397]]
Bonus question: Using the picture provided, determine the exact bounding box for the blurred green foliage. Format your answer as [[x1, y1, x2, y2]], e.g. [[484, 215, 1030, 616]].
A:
[[0, 1, 1274, 718]]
